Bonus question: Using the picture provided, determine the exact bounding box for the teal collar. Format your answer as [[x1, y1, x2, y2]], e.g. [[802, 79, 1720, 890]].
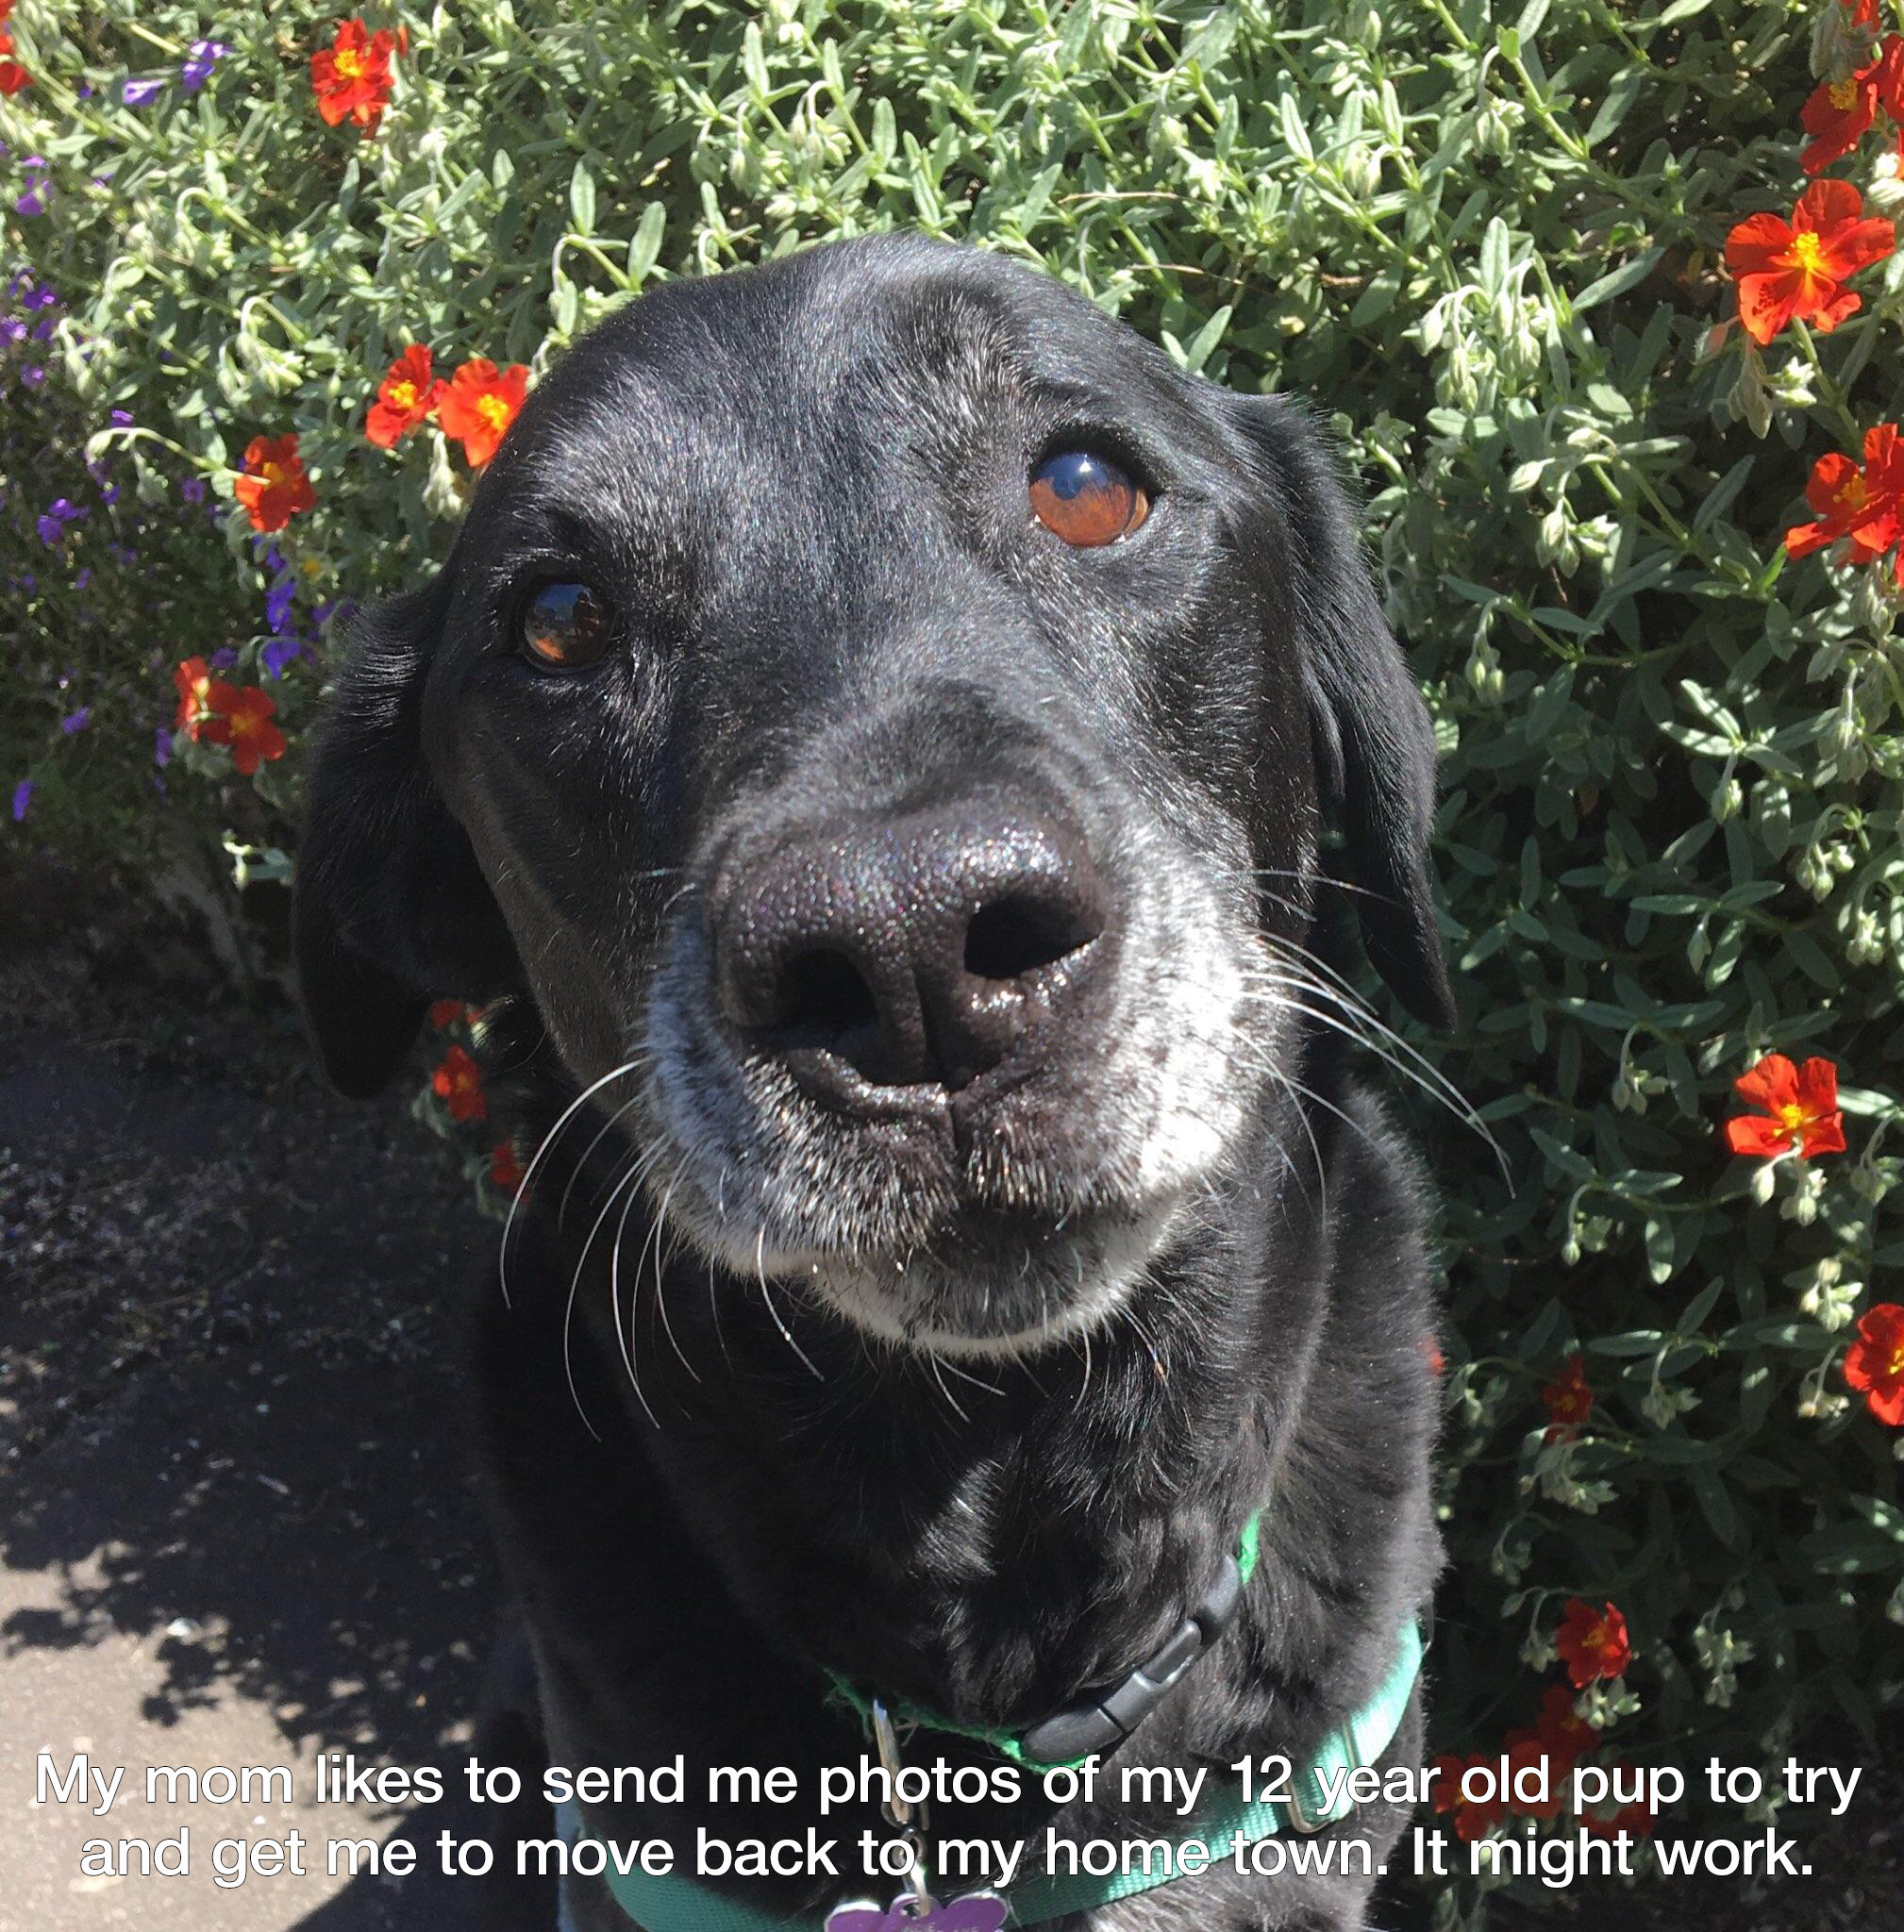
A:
[[566, 1604, 1427, 1931], [826, 1513, 1264, 1774]]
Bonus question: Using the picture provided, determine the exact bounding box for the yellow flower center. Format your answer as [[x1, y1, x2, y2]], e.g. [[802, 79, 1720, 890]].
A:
[[259, 461, 289, 491], [388, 378, 417, 410], [1829, 77, 1859, 110], [1778, 1101, 1810, 1130], [1889, 1343, 1904, 1380], [1789, 229, 1828, 275], [1837, 474, 1870, 511], [335, 46, 365, 81], [476, 393, 511, 432]]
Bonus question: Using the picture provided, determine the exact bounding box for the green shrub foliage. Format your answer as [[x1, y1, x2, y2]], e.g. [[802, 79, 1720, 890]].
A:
[[7, 3, 1904, 1917]]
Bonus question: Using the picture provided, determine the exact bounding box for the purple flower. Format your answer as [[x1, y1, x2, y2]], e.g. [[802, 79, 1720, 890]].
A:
[[154, 727, 173, 769], [181, 476, 207, 505], [122, 78, 166, 108], [25, 284, 58, 310], [61, 708, 91, 735], [209, 647, 238, 671], [265, 575, 297, 635], [21, 365, 46, 388], [10, 779, 32, 824], [261, 636, 307, 678], [110, 408, 134, 427], [100, 484, 121, 506], [0, 319, 25, 345], [36, 499, 84, 546], [15, 188, 45, 219], [75, 567, 92, 591], [181, 42, 233, 92]]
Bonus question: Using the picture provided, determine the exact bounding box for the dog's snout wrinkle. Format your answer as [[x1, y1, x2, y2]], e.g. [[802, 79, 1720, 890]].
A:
[[713, 804, 1110, 1096]]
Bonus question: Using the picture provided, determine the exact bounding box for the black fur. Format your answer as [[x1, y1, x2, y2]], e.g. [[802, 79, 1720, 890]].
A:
[[296, 234, 1448, 1931]]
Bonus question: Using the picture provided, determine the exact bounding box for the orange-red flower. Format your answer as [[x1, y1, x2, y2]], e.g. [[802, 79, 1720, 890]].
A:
[[1842, 0, 1879, 31], [490, 1141, 526, 1193], [311, 17, 396, 135], [1542, 1354, 1593, 1441], [199, 684, 287, 775], [1498, 1729, 1566, 1820], [1800, 55, 1883, 175], [1535, 1684, 1597, 1770], [427, 998, 468, 1028], [1431, 1754, 1506, 1842], [1879, 36, 1904, 120], [233, 434, 316, 534], [432, 1044, 487, 1124], [1785, 424, 1904, 566], [173, 657, 227, 740], [437, 358, 528, 468], [1724, 180, 1894, 344], [1844, 1303, 1904, 1425], [1724, 1054, 1847, 1159], [1556, 1598, 1631, 1688], [0, 25, 30, 95], [365, 343, 443, 449]]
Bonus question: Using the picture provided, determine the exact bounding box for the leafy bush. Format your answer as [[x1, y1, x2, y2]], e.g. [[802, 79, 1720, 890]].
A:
[[8, 1, 1904, 1919]]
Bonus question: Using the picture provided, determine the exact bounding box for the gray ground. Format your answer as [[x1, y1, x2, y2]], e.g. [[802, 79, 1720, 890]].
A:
[[1, 865, 1896, 1930]]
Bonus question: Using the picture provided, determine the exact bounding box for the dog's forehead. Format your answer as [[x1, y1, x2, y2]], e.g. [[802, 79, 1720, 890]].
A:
[[503, 238, 1177, 511]]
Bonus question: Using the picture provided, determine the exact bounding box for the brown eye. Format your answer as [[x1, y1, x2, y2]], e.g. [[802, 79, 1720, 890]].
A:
[[1029, 450, 1150, 546], [519, 580, 613, 668]]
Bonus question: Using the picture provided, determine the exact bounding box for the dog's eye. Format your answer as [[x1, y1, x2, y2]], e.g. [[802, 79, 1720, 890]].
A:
[[1029, 451, 1149, 547], [519, 580, 613, 669]]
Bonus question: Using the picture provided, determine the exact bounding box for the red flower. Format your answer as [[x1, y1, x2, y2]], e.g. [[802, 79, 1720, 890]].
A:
[[1842, 0, 1879, 32], [1542, 1354, 1593, 1441], [233, 434, 316, 533], [1800, 55, 1882, 175], [1556, 1598, 1632, 1689], [437, 358, 529, 468], [1430, 1754, 1506, 1842], [172, 657, 225, 740], [1724, 1054, 1847, 1159], [1724, 180, 1894, 345], [1498, 1729, 1566, 1820], [1535, 1684, 1597, 1771], [365, 343, 443, 449], [198, 685, 287, 776], [1418, 1332, 1445, 1377], [1844, 1303, 1904, 1425], [432, 1044, 487, 1124], [311, 17, 396, 135], [427, 998, 468, 1028], [1879, 37, 1904, 120], [1785, 424, 1904, 566], [0, 27, 30, 95], [490, 1141, 526, 1193]]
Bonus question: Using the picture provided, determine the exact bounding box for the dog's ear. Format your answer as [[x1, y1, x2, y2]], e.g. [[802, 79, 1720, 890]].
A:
[[294, 579, 522, 1097], [1225, 393, 1456, 1030]]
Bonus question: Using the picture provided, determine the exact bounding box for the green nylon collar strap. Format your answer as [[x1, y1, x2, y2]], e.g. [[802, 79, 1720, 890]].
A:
[[571, 1607, 1427, 1932], [827, 1512, 1264, 1774]]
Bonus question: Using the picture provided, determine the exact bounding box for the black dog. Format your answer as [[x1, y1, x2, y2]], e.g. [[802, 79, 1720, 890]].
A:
[[295, 233, 1452, 1932]]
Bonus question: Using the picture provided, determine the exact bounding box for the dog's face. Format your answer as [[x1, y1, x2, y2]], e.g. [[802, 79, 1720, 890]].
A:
[[297, 235, 1450, 1357]]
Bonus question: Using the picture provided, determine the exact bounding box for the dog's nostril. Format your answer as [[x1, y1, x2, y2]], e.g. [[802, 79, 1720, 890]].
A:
[[767, 946, 880, 1047], [963, 895, 1096, 981]]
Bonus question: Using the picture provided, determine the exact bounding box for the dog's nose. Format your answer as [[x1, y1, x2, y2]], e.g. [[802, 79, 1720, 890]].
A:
[[713, 805, 1111, 1093]]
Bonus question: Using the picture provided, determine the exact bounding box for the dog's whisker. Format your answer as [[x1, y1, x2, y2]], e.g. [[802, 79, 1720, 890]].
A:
[[756, 1226, 825, 1381], [648, 1176, 702, 1387], [608, 1160, 662, 1432], [500, 1058, 644, 1308]]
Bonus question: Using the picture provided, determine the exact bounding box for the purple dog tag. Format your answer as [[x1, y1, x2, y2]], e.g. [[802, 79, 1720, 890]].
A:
[[825, 1890, 1009, 1932]]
